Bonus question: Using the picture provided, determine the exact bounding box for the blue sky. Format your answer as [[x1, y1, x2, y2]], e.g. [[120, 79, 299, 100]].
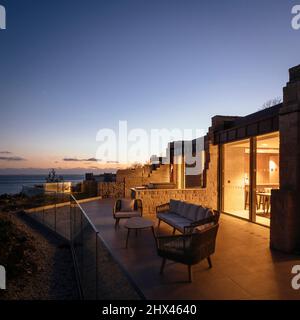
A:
[[0, 0, 299, 173]]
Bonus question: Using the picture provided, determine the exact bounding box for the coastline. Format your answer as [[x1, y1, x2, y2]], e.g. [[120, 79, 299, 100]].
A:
[[0, 174, 84, 196]]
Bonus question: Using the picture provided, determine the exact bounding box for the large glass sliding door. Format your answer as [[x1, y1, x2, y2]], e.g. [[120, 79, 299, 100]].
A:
[[222, 139, 250, 220], [221, 132, 280, 226], [255, 132, 280, 226]]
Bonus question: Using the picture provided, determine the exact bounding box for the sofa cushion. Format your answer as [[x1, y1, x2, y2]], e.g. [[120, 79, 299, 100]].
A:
[[172, 221, 190, 233], [172, 219, 192, 233], [175, 201, 186, 215], [157, 212, 182, 223], [178, 202, 190, 219], [186, 204, 200, 221], [204, 208, 214, 219], [158, 212, 191, 232], [115, 210, 141, 218], [120, 199, 134, 212], [193, 206, 208, 222], [157, 202, 216, 233], [157, 212, 172, 220], [169, 199, 180, 213], [193, 208, 215, 231]]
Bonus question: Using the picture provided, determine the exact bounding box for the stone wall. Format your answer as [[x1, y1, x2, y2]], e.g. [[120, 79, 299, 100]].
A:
[[148, 164, 170, 183], [133, 143, 219, 215], [271, 64, 300, 253], [82, 180, 98, 197], [116, 166, 151, 182], [123, 177, 150, 197], [117, 164, 171, 197], [98, 182, 125, 198]]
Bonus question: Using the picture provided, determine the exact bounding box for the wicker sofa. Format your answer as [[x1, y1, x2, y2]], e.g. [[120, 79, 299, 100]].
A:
[[155, 199, 220, 282], [156, 199, 220, 234]]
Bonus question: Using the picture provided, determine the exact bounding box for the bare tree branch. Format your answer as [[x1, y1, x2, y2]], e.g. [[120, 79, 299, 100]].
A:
[[259, 97, 282, 110]]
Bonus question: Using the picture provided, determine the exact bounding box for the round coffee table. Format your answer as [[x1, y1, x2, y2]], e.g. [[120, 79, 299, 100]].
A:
[[124, 217, 155, 248]]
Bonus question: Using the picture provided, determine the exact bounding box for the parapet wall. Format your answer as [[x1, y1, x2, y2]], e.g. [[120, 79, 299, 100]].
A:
[[132, 188, 216, 215], [98, 182, 125, 198]]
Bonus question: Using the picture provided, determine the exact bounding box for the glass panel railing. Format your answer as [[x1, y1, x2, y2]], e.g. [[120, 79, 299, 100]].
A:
[[70, 195, 143, 300], [81, 215, 97, 299], [95, 232, 143, 300], [24, 189, 144, 300], [24, 188, 71, 239]]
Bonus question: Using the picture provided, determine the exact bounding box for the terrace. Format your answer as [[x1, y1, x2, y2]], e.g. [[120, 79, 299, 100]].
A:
[[79, 198, 300, 300]]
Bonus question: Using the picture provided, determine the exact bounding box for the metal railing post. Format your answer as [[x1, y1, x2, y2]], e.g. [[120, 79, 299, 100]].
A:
[[70, 196, 73, 243], [54, 193, 57, 232], [95, 232, 99, 300], [80, 208, 84, 298]]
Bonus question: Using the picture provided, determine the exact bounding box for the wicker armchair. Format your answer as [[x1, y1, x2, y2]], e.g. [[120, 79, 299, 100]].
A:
[[113, 198, 143, 229], [156, 221, 219, 282]]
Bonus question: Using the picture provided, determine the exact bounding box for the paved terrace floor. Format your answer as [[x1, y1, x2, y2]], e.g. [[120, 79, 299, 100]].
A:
[[81, 199, 300, 300]]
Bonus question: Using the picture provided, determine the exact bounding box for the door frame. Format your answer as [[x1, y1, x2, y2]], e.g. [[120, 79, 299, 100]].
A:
[[219, 137, 257, 223]]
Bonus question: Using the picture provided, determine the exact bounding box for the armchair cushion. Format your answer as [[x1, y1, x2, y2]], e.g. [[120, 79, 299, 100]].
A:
[[120, 199, 135, 212], [114, 210, 141, 218]]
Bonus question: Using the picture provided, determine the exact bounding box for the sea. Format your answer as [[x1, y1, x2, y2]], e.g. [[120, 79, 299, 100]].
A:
[[0, 175, 84, 195]]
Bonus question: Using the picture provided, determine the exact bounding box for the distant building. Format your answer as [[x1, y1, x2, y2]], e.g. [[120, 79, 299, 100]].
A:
[[22, 182, 72, 197], [85, 173, 116, 183], [82, 173, 117, 197]]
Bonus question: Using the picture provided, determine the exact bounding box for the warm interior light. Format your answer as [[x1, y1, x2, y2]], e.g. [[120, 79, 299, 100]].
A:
[[269, 160, 277, 172]]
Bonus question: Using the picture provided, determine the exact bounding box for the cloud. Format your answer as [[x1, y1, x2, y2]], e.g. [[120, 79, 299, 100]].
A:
[[86, 158, 99, 162], [63, 157, 102, 162], [0, 156, 26, 161], [63, 158, 80, 162], [0, 151, 12, 154]]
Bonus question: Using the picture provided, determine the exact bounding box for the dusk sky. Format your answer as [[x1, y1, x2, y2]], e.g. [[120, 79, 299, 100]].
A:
[[0, 0, 299, 173]]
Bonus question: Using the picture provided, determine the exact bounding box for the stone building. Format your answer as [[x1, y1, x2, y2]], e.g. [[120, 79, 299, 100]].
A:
[[132, 64, 300, 254], [116, 163, 172, 197]]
